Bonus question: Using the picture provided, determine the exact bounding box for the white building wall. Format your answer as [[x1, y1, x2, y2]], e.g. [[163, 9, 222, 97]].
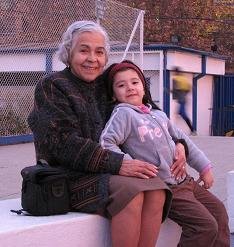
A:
[[107, 52, 160, 70], [206, 57, 225, 75], [52, 53, 66, 71], [197, 76, 213, 135], [167, 51, 201, 73], [0, 53, 46, 72], [144, 70, 160, 105]]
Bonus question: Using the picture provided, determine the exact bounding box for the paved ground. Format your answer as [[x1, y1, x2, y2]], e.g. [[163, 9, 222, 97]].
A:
[[0, 136, 234, 244], [0, 142, 36, 200], [2, 136, 233, 202]]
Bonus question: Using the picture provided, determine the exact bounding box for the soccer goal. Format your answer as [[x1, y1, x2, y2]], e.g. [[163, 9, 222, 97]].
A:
[[0, 0, 144, 138]]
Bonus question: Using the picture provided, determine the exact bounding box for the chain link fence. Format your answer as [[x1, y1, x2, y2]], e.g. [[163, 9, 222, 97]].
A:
[[0, 0, 144, 138]]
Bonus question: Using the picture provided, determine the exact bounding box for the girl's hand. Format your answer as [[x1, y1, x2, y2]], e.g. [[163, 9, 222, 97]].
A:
[[119, 159, 158, 179], [197, 170, 214, 189]]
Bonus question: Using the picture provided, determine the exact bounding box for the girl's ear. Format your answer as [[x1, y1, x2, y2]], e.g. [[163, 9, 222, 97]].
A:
[[112, 96, 117, 102]]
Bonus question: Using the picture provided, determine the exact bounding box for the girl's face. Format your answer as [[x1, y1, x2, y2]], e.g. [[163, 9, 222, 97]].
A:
[[112, 69, 145, 106], [69, 31, 108, 82]]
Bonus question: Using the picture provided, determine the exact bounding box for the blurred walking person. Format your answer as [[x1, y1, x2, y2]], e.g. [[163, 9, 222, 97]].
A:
[[172, 67, 195, 135]]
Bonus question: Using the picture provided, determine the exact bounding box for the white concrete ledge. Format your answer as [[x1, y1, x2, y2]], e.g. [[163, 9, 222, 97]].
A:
[[227, 171, 234, 233], [0, 198, 181, 247]]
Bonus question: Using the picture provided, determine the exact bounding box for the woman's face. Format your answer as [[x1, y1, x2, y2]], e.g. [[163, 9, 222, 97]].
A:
[[113, 69, 145, 106], [69, 31, 108, 82]]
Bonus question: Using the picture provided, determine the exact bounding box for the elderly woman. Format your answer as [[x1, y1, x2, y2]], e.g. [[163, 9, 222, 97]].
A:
[[28, 21, 187, 247]]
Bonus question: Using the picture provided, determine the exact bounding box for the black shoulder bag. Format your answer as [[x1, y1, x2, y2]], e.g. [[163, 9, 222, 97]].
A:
[[11, 160, 70, 216]]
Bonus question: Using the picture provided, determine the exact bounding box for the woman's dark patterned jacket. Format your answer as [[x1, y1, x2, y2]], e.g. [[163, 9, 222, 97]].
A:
[[28, 68, 124, 214]]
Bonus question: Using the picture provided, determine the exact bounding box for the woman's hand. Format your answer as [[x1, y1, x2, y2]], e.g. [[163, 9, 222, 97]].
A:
[[171, 143, 187, 180], [119, 159, 158, 179]]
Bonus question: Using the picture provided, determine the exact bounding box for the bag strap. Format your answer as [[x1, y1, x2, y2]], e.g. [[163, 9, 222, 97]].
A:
[[10, 209, 31, 216]]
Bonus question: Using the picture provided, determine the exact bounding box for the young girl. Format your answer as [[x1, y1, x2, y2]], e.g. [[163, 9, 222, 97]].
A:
[[100, 60, 230, 247]]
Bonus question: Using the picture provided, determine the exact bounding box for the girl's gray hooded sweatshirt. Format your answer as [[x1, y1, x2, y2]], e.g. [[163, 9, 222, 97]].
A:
[[100, 103, 211, 185]]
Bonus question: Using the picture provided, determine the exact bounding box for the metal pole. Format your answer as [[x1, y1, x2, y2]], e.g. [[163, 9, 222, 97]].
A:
[[122, 10, 145, 62], [139, 11, 144, 70]]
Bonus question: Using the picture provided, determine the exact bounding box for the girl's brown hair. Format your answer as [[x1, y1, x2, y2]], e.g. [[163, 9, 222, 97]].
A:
[[103, 60, 161, 110]]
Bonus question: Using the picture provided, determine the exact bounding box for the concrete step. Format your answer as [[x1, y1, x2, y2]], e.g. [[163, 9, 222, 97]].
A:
[[0, 198, 181, 247]]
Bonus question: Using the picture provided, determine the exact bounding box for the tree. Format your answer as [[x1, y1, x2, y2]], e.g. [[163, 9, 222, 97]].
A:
[[118, 0, 234, 73]]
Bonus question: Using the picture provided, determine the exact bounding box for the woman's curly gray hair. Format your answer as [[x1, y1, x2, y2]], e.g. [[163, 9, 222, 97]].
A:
[[57, 20, 110, 66]]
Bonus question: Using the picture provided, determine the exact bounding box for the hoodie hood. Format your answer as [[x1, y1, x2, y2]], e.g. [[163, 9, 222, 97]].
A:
[[114, 103, 152, 114]]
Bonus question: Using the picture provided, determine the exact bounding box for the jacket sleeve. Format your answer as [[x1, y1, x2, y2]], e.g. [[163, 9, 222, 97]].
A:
[[28, 77, 123, 174], [164, 113, 211, 173], [100, 108, 133, 160]]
